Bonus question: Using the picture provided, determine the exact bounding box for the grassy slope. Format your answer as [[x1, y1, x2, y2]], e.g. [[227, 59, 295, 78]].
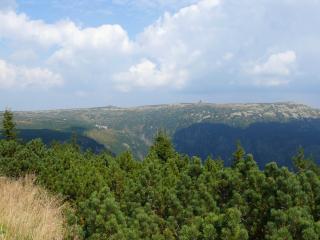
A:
[[0, 176, 66, 240]]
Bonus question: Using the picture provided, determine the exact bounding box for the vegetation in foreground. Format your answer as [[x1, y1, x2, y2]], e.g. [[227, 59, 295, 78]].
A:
[[1, 109, 320, 239], [0, 176, 66, 240]]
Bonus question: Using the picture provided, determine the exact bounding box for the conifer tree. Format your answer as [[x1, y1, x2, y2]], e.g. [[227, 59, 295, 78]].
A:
[[2, 109, 17, 141], [232, 141, 245, 167], [150, 130, 175, 162], [292, 147, 319, 173]]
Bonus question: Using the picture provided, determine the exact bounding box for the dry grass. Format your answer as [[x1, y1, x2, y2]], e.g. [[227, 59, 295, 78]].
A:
[[0, 176, 65, 240]]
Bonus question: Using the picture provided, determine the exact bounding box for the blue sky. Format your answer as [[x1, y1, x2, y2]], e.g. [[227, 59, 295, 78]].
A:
[[0, 0, 319, 110]]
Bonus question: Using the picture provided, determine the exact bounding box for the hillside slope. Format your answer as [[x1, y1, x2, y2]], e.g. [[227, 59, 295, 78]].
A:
[[174, 119, 320, 168], [2, 102, 320, 162]]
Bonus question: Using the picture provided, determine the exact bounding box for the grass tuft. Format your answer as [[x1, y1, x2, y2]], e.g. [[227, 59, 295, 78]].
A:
[[0, 176, 65, 240]]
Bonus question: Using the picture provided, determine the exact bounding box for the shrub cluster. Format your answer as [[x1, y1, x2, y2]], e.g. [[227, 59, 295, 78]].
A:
[[1, 132, 320, 240]]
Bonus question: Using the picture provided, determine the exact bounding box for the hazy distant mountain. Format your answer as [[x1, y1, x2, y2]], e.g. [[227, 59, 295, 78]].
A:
[[3, 102, 320, 166]]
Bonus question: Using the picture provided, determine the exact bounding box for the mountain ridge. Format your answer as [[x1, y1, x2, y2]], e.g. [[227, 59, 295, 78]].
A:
[[1, 102, 320, 161], [8, 101, 320, 112]]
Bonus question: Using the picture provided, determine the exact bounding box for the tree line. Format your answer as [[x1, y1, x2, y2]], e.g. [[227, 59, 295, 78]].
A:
[[1, 109, 320, 239]]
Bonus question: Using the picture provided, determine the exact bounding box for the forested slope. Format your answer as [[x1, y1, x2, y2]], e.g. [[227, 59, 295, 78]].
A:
[[174, 119, 320, 168]]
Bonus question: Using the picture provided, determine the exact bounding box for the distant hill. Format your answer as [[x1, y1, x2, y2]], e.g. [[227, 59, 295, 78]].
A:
[[2, 102, 320, 166]]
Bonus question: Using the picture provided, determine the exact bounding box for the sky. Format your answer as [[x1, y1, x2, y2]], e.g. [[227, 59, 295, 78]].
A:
[[0, 0, 319, 110]]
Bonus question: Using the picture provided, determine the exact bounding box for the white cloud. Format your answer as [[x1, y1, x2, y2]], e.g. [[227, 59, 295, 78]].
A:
[[114, 59, 188, 91], [246, 51, 297, 86], [3, 0, 300, 92], [0, 59, 16, 89], [113, 0, 221, 90], [0, 59, 63, 89], [0, 0, 223, 92], [0, 9, 133, 88], [1, 0, 319, 103], [250, 51, 297, 76], [0, 11, 132, 51]]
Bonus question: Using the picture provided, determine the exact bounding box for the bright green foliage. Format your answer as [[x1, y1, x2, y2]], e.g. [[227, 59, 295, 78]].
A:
[[79, 187, 127, 239], [149, 130, 176, 162], [293, 147, 320, 174], [232, 141, 245, 165], [1, 109, 17, 141], [265, 207, 320, 240], [1, 132, 320, 239]]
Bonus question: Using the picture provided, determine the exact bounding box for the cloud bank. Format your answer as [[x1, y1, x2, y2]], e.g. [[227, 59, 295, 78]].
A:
[[0, 59, 63, 89], [247, 51, 297, 86], [0, 0, 320, 108]]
